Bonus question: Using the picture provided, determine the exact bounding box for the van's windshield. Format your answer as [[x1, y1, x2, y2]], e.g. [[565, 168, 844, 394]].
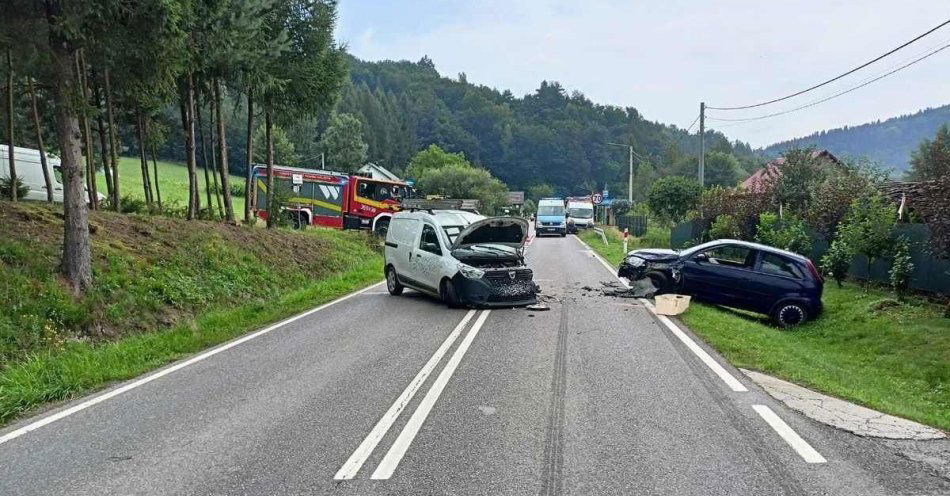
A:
[[537, 205, 564, 216], [569, 207, 593, 218]]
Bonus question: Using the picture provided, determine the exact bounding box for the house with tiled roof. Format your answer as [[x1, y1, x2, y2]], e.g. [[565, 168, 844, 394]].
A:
[[741, 150, 841, 193]]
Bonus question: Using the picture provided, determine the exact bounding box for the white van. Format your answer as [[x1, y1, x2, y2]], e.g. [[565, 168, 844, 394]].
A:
[[0, 145, 104, 203], [0, 145, 65, 202], [384, 209, 537, 307], [567, 200, 595, 230]]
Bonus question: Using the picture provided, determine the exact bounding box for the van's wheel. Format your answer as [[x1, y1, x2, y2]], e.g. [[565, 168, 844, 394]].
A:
[[772, 302, 808, 328], [373, 219, 390, 237], [386, 266, 404, 296], [441, 279, 461, 308], [645, 270, 668, 293]]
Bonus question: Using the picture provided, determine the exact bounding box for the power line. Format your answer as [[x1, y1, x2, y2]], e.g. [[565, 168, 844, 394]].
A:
[[684, 113, 700, 133], [706, 18, 950, 111], [704, 41, 950, 123]]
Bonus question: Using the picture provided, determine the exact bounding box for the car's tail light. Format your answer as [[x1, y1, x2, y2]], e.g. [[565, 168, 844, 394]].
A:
[[805, 259, 823, 283]]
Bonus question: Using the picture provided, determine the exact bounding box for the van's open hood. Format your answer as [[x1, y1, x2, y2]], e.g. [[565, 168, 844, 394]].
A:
[[451, 217, 528, 250]]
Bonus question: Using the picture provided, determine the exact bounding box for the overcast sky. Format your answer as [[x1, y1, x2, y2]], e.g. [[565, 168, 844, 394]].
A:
[[336, 0, 950, 148]]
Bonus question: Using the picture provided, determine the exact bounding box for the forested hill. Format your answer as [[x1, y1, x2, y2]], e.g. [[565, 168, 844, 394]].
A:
[[762, 105, 950, 175], [337, 56, 755, 196]]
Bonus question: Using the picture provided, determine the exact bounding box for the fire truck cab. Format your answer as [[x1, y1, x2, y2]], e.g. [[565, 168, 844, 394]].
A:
[[252, 165, 412, 235]]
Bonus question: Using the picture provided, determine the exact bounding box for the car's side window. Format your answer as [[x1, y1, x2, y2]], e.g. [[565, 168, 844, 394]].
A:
[[759, 253, 803, 279], [419, 224, 442, 255], [698, 246, 754, 269]]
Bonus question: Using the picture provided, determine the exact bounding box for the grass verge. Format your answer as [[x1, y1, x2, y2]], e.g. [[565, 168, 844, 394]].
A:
[[0, 202, 382, 425], [576, 228, 950, 431]]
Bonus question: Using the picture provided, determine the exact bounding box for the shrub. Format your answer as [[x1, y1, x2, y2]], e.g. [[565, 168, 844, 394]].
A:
[[118, 196, 149, 215], [709, 214, 740, 240], [889, 236, 914, 300], [0, 176, 29, 200], [821, 239, 853, 288], [755, 212, 811, 255], [611, 199, 632, 217], [229, 182, 246, 197], [838, 193, 897, 289]]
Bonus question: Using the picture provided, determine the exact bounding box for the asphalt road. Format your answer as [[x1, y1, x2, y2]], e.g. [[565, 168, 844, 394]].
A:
[[0, 233, 946, 495]]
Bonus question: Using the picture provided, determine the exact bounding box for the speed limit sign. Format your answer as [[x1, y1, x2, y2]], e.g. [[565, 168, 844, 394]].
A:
[[592, 193, 603, 205]]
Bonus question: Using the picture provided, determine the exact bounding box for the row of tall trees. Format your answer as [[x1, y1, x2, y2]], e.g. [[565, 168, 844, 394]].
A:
[[2, 0, 346, 294]]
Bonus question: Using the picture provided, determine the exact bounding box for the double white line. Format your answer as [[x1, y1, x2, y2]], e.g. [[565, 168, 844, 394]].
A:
[[335, 309, 491, 480]]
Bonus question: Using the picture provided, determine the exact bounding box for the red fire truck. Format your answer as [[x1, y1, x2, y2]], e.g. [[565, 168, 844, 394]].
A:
[[252, 165, 412, 235]]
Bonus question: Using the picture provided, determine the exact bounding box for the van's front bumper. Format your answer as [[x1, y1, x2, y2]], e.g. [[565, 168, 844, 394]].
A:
[[452, 270, 538, 308]]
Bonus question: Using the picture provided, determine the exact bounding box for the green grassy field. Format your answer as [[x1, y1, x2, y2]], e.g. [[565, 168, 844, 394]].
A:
[[577, 227, 950, 431], [0, 201, 381, 424], [99, 157, 246, 216]]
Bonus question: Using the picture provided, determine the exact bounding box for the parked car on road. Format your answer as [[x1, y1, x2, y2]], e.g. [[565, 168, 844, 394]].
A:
[[618, 239, 823, 326], [384, 208, 537, 307]]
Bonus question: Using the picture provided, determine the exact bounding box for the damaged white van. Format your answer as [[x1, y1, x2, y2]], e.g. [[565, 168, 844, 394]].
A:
[[384, 210, 538, 307]]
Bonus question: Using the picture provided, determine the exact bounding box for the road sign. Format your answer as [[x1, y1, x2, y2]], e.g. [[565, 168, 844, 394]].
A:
[[292, 174, 303, 185], [592, 193, 603, 205]]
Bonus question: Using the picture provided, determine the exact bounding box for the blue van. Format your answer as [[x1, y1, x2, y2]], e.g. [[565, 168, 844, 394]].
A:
[[535, 198, 567, 237]]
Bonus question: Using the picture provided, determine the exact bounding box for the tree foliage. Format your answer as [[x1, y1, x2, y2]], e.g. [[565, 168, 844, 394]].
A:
[[405, 144, 468, 180], [709, 214, 740, 240], [417, 164, 509, 215], [318, 112, 366, 172], [889, 236, 914, 300], [754, 213, 810, 255], [910, 124, 950, 181], [648, 176, 701, 223]]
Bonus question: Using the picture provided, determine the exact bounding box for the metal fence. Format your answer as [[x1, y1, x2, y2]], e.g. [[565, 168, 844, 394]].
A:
[[670, 220, 949, 293], [615, 215, 648, 237]]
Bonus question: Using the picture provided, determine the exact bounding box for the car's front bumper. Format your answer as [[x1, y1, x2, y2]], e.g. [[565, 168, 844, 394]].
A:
[[452, 270, 538, 307]]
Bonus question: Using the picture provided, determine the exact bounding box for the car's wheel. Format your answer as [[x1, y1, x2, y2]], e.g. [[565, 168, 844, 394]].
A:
[[441, 279, 461, 308], [386, 265, 403, 296], [772, 301, 808, 328], [645, 270, 669, 293], [373, 219, 390, 237]]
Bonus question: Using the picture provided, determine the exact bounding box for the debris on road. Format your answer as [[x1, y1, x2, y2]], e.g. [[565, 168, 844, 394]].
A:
[[526, 303, 550, 311], [600, 279, 658, 299]]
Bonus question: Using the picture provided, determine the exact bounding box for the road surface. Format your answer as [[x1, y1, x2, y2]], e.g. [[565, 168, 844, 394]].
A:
[[0, 234, 946, 495]]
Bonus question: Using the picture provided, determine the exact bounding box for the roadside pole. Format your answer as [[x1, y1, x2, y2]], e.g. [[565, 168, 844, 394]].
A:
[[628, 145, 633, 202], [623, 228, 629, 254], [699, 102, 705, 187]]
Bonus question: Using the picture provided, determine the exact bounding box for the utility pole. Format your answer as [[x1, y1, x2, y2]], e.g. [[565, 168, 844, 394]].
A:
[[627, 145, 633, 202], [698, 102, 705, 188]]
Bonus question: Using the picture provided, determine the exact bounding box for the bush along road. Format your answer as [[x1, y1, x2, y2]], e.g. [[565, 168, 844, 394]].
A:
[[0, 230, 948, 495]]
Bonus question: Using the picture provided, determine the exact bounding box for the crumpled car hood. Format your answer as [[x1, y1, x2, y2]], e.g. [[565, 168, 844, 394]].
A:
[[626, 248, 679, 261], [452, 217, 528, 250]]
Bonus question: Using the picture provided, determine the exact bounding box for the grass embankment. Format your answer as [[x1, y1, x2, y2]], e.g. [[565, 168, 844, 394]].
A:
[[577, 226, 950, 431], [577, 224, 670, 261], [0, 201, 381, 425], [99, 157, 246, 215]]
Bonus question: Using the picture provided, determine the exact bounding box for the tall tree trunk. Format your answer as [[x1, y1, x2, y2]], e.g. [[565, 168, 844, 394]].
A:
[[213, 78, 234, 222], [77, 50, 98, 209], [28, 78, 53, 202], [136, 110, 152, 207], [92, 76, 113, 200], [6, 48, 17, 201], [208, 102, 223, 217], [104, 69, 119, 210], [184, 72, 199, 219], [196, 99, 216, 217], [244, 86, 254, 224], [149, 142, 162, 210], [46, 4, 92, 294], [265, 107, 275, 229]]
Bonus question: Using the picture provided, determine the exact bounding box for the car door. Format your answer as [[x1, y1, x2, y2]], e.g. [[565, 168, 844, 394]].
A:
[[680, 244, 759, 308], [386, 217, 418, 278], [409, 223, 445, 294], [744, 251, 809, 314]]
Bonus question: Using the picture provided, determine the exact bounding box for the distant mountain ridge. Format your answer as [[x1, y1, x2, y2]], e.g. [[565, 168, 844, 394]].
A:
[[761, 104, 950, 176]]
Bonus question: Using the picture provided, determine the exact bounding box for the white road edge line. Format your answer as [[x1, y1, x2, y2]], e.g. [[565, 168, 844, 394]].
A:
[[638, 299, 748, 393], [0, 280, 386, 447], [569, 234, 748, 393], [334, 309, 477, 480], [371, 310, 492, 479], [752, 404, 827, 463]]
